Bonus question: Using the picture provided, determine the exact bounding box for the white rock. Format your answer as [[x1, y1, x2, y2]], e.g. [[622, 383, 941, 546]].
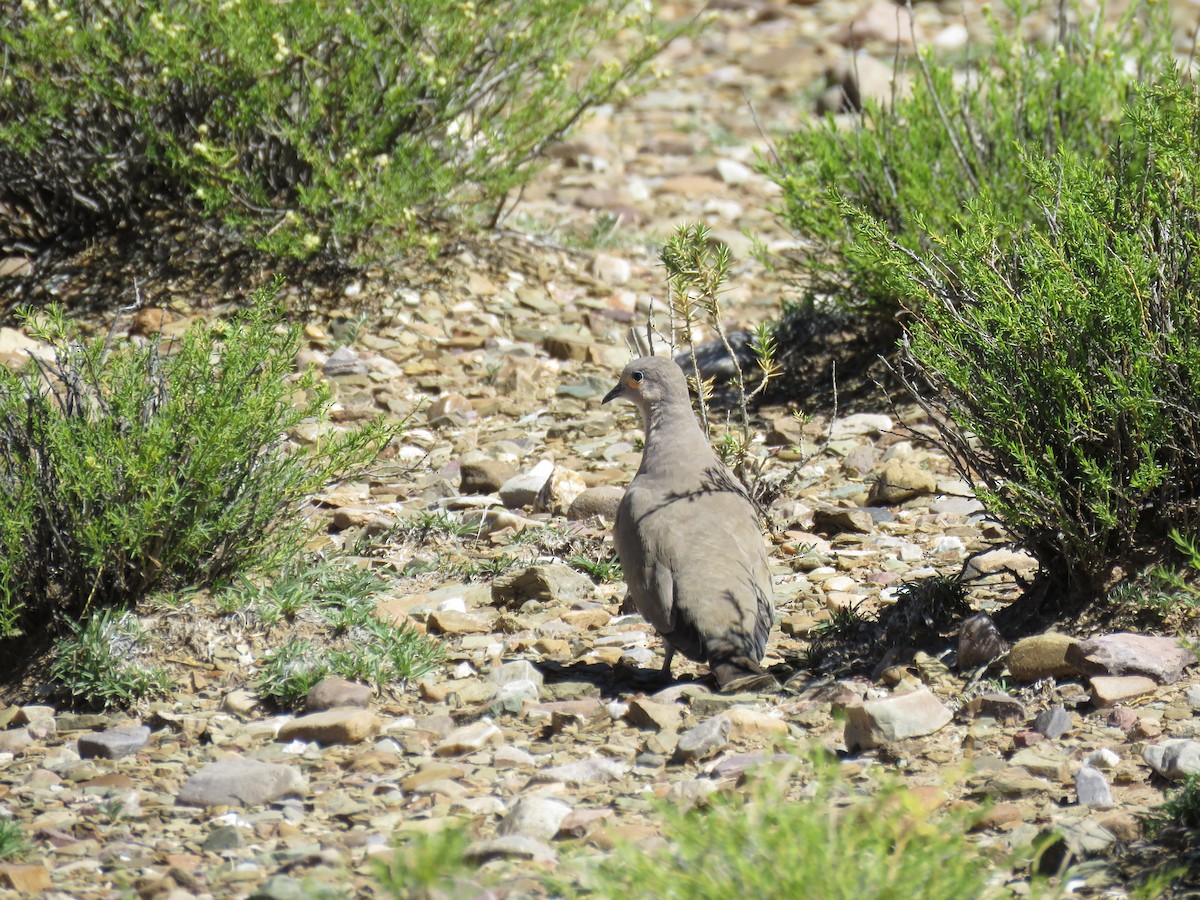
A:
[[1075, 765, 1114, 808], [843, 688, 952, 751], [1142, 739, 1200, 780]]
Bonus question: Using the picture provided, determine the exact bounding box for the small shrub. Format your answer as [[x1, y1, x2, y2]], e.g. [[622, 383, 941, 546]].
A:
[[764, 0, 1172, 324], [0, 280, 396, 638], [0, 0, 674, 258], [859, 66, 1200, 602], [49, 607, 175, 708]]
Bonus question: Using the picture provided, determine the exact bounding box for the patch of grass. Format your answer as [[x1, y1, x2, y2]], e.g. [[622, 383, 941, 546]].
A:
[[374, 824, 475, 898], [571, 760, 1029, 899], [406, 511, 482, 541], [0, 818, 29, 862], [48, 607, 176, 709], [252, 563, 443, 710], [568, 554, 623, 584], [0, 280, 396, 639]]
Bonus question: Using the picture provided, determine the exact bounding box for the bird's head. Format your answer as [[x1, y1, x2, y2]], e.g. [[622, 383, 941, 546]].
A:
[[602, 356, 689, 411]]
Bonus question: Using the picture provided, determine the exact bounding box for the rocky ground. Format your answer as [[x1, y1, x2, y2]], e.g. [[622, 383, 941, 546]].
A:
[[3, 0, 1200, 897]]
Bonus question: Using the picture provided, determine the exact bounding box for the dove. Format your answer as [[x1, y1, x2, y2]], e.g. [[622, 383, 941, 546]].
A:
[[603, 356, 775, 692]]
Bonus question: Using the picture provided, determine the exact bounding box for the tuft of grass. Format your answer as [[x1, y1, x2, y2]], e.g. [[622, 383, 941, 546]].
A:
[[1144, 774, 1200, 839], [374, 824, 475, 899], [48, 607, 176, 709], [568, 554, 623, 584], [0, 818, 29, 862], [251, 561, 443, 709]]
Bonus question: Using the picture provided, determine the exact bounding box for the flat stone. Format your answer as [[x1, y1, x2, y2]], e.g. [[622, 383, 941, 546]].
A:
[[0, 727, 34, 754], [492, 563, 597, 607], [867, 461, 938, 505], [1089, 675, 1157, 708], [723, 707, 789, 742], [530, 756, 628, 785], [499, 461, 554, 508], [626, 698, 683, 732], [1142, 739, 1200, 779], [77, 725, 151, 760], [490, 660, 544, 688], [497, 797, 573, 840], [0, 865, 51, 892], [567, 485, 625, 521], [829, 414, 892, 439], [843, 688, 952, 751], [435, 719, 503, 756], [428, 608, 491, 634], [177, 757, 306, 807], [305, 676, 372, 711], [1008, 633, 1080, 682], [277, 709, 381, 745], [812, 506, 874, 535], [460, 459, 519, 494], [673, 715, 731, 762], [1066, 633, 1196, 684], [1009, 746, 1070, 782]]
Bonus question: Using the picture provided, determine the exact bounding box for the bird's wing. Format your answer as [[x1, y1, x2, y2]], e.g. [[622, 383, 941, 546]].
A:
[[614, 481, 681, 636]]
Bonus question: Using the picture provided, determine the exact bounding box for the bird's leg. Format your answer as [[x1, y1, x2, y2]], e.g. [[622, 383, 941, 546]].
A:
[[660, 645, 675, 680]]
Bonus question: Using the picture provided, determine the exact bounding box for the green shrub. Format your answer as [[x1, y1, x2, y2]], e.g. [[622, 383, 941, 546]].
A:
[[0, 0, 671, 258], [764, 0, 1171, 324], [1145, 774, 1200, 839], [0, 280, 395, 637], [49, 607, 175, 708], [856, 66, 1200, 601], [0, 818, 29, 862]]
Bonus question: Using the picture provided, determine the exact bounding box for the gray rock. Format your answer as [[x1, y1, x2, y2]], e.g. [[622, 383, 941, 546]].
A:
[[460, 459, 519, 494], [567, 485, 625, 521], [305, 676, 372, 711], [1033, 706, 1073, 740], [1066, 633, 1196, 684], [867, 461, 938, 505], [177, 757, 307, 807], [0, 727, 33, 754], [77, 725, 151, 760], [1075, 765, 1114, 808], [497, 797, 573, 840], [843, 688, 952, 751], [323, 345, 368, 377], [435, 719, 503, 756], [828, 414, 893, 440], [957, 613, 1008, 670], [967, 693, 1025, 725], [530, 756, 628, 785], [673, 715, 731, 762], [812, 506, 874, 536], [1188, 684, 1200, 710], [492, 564, 597, 607], [490, 660, 544, 688], [201, 824, 245, 852], [1142, 739, 1200, 780], [499, 462, 554, 509]]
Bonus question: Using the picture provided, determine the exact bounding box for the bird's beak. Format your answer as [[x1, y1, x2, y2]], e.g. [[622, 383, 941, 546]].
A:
[[602, 383, 623, 404]]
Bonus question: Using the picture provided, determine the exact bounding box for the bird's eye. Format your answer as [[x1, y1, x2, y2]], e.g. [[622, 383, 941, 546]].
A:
[[630, 370, 644, 383]]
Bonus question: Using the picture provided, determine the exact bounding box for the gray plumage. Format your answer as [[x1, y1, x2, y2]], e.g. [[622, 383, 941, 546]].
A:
[[603, 356, 775, 691]]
